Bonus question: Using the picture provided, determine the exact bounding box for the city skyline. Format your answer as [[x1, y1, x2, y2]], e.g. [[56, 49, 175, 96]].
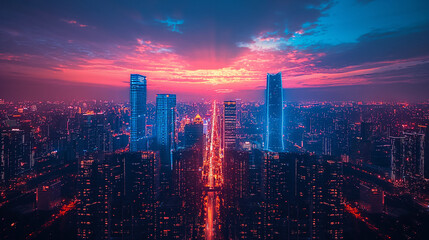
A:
[[1, 0, 429, 101], [1, 1, 429, 240]]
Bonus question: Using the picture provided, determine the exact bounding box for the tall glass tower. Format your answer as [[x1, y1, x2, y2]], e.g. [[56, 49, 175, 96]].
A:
[[156, 94, 176, 196], [265, 72, 284, 152], [156, 94, 176, 169], [130, 74, 147, 152]]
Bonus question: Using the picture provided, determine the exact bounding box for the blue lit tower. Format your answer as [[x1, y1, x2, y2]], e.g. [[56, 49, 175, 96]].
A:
[[265, 72, 284, 152], [130, 74, 147, 152], [156, 94, 176, 194]]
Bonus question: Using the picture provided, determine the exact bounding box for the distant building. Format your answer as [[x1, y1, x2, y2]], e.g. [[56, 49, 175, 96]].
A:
[[36, 181, 61, 211], [76, 154, 99, 239], [184, 114, 204, 153], [223, 149, 248, 206], [224, 101, 237, 150], [360, 122, 373, 163], [265, 72, 284, 152], [236, 98, 242, 129], [130, 74, 147, 152], [359, 183, 384, 214], [323, 136, 332, 155], [404, 132, 425, 180], [390, 132, 425, 181], [81, 112, 112, 153], [390, 136, 405, 181], [1, 128, 25, 183]]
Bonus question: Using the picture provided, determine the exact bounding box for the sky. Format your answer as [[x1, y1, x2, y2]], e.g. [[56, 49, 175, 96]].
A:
[[0, 0, 429, 101]]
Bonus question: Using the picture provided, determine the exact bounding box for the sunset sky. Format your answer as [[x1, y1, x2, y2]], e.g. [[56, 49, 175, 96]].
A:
[[1, 0, 429, 101]]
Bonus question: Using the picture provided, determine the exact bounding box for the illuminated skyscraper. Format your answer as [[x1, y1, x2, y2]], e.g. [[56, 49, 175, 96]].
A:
[[130, 74, 147, 152], [156, 94, 176, 194], [235, 98, 242, 129], [311, 158, 344, 239], [184, 114, 204, 151], [390, 136, 405, 181], [262, 152, 313, 239], [224, 101, 237, 150], [404, 132, 425, 180], [77, 152, 159, 239], [77, 154, 99, 239], [81, 112, 112, 153], [391, 132, 425, 181], [265, 72, 284, 152], [1, 129, 25, 184]]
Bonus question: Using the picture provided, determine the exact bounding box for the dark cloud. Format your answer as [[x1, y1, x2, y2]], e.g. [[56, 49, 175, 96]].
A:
[[315, 24, 429, 68], [0, 0, 328, 67]]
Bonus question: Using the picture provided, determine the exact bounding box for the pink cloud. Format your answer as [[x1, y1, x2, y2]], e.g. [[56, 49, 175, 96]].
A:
[[62, 19, 88, 28], [2, 36, 428, 98]]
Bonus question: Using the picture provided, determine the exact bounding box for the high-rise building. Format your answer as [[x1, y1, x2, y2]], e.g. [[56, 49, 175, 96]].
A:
[[76, 152, 159, 239], [265, 72, 284, 152], [156, 94, 177, 194], [390, 136, 405, 181], [359, 183, 384, 214], [77, 154, 99, 239], [422, 125, 429, 179], [224, 101, 237, 150], [359, 122, 373, 163], [172, 148, 203, 238], [223, 149, 249, 206], [184, 114, 204, 152], [262, 152, 313, 239], [361, 122, 373, 142], [236, 99, 242, 129], [1, 128, 25, 184], [311, 158, 344, 240], [81, 112, 112, 153], [130, 74, 147, 152], [404, 132, 425, 180], [36, 181, 61, 211], [390, 132, 425, 181]]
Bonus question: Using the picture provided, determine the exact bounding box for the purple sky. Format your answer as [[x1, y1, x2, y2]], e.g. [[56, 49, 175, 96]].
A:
[[0, 0, 428, 101]]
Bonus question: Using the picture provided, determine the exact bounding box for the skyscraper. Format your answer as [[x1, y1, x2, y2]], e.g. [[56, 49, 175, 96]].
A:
[[265, 72, 284, 152], [404, 132, 425, 180], [130, 74, 147, 152], [156, 94, 176, 194], [262, 152, 314, 239], [224, 101, 237, 150], [1, 128, 25, 184], [390, 132, 425, 182], [77, 154, 99, 239], [184, 114, 204, 151], [76, 152, 159, 239], [236, 98, 242, 129], [311, 158, 344, 239], [390, 136, 405, 181]]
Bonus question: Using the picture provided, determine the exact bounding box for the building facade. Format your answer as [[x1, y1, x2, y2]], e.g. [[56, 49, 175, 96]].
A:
[[224, 101, 237, 150], [156, 94, 177, 195], [265, 72, 284, 152], [130, 74, 147, 152]]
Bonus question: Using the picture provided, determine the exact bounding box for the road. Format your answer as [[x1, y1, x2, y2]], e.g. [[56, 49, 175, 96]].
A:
[[204, 101, 223, 240]]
